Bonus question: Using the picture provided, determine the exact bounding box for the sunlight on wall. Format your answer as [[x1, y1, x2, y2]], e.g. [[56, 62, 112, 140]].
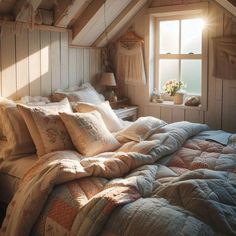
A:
[[41, 46, 49, 74]]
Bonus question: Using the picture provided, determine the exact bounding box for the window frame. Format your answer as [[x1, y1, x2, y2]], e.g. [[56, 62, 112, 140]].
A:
[[150, 5, 208, 110]]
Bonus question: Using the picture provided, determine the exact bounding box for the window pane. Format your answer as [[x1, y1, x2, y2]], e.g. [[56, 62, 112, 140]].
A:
[[160, 20, 179, 54], [181, 18, 203, 54], [181, 60, 201, 95], [159, 59, 179, 90]]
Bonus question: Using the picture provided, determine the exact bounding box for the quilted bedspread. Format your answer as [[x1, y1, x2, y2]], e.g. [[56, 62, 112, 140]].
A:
[[1, 121, 236, 236]]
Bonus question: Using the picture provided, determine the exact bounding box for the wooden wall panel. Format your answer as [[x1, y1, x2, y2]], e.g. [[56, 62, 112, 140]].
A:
[[51, 32, 61, 91], [0, 27, 102, 100], [77, 48, 84, 84], [29, 30, 41, 96], [69, 48, 77, 86], [40, 31, 51, 96], [1, 30, 16, 99], [60, 32, 69, 90], [83, 49, 90, 83], [16, 29, 29, 98]]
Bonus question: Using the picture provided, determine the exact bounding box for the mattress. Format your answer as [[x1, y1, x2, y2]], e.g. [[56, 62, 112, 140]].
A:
[[0, 155, 38, 203]]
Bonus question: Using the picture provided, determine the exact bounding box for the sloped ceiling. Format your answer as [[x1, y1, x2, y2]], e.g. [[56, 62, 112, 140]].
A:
[[0, 0, 235, 47], [0, 0, 150, 47]]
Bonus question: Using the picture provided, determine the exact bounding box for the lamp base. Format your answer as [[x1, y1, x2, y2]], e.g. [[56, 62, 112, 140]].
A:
[[109, 91, 118, 103]]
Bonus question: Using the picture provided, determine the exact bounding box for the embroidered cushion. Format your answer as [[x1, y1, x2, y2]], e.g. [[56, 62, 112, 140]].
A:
[[17, 102, 74, 157], [59, 111, 121, 156]]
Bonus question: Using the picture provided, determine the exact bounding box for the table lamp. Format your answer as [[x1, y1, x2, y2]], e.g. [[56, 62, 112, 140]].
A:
[[100, 72, 117, 102]]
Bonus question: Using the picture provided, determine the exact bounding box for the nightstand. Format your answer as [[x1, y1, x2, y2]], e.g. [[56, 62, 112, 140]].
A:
[[114, 106, 138, 121]]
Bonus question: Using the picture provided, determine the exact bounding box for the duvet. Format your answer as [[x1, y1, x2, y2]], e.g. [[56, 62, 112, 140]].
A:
[[1, 121, 236, 236]]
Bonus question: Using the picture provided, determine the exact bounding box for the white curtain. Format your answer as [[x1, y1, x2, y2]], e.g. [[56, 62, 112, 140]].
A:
[[116, 42, 146, 85]]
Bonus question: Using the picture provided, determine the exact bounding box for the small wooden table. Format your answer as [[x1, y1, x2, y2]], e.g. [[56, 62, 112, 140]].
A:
[[113, 106, 138, 121]]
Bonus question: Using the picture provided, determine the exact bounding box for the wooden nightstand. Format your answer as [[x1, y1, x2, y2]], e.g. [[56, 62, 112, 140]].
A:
[[114, 106, 138, 121]]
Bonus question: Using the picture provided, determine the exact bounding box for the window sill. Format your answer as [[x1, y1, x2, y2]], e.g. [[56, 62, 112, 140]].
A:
[[149, 101, 203, 110]]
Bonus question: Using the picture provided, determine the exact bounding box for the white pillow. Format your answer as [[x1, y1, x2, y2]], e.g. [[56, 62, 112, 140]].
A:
[[74, 101, 123, 132], [52, 83, 104, 104], [115, 117, 167, 142], [60, 111, 121, 156]]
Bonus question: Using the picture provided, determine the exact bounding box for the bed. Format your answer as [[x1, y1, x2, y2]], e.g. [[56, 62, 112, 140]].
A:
[[0, 88, 236, 236]]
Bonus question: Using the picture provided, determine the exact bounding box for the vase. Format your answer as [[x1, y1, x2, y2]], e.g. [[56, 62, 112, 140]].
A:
[[173, 92, 184, 104]]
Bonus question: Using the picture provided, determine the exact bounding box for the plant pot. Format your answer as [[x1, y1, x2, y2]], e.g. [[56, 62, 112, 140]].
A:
[[173, 93, 184, 104]]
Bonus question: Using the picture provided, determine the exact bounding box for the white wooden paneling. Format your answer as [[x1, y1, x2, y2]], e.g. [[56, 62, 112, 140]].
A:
[[76, 48, 84, 84], [29, 29, 41, 96], [160, 107, 172, 123], [172, 108, 184, 122], [1, 30, 16, 99], [69, 48, 77, 86], [16, 29, 29, 98], [40, 30, 51, 96], [83, 49, 90, 83], [60, 32, 69, 89], [0, 29, 102, 100], [51, 32, 61, 91]]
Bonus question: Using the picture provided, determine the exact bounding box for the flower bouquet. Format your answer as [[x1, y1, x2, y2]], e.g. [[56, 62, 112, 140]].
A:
[[163, 80, 184, 96]]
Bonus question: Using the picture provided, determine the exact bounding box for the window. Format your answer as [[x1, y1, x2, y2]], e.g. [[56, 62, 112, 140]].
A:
[[156, 16, 206, 96]]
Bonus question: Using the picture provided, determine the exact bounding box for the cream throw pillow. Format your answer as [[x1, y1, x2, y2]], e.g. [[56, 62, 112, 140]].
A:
[[74, 101, 123, 132], [59, 111, 121, 156], [52, 83, 104, 104], [115, 116, 167, 142], [17, 104, 74, 157]]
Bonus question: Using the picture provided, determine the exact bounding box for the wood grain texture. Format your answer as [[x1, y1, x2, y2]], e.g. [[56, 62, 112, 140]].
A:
[[1, 30, 16, 99], [0, 27, 102, 99]]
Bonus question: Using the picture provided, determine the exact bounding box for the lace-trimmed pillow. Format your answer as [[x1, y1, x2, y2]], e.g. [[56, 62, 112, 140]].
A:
[[17, 101, 74, 157], [59, 111, 121, 156]]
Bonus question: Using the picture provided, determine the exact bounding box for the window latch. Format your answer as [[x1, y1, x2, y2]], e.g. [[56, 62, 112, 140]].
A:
[[166, 52, 171, 54], [189, 52, 194, 54]]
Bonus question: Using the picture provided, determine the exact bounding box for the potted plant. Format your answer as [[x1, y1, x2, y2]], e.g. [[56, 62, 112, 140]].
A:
[[163, 80, 185, 104]]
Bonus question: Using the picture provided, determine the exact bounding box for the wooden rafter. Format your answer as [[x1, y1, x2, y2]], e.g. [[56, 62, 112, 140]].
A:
[[215, 0, 236, 16], [14, 0, 43, 22], [54, 0, 92, 27], [92, 0, 142, 47], [71, 0, 104, 40], [54, 0, 72, 26]]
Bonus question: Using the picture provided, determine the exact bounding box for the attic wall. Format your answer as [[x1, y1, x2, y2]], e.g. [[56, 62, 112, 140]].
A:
[[0, 27, 102, 100], [116, 0, 236, 132]]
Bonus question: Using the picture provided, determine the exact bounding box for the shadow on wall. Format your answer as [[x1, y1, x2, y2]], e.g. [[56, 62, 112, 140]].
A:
[[0, 26, 102, 100]]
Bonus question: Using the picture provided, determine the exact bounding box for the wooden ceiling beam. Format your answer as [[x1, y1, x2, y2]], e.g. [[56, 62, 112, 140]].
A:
[[54, 0, 92, 27], [14, 0, 43, 22], [92, 0, 141, 47], [54, 0, 73, 26], [71, 0, 104, 40]]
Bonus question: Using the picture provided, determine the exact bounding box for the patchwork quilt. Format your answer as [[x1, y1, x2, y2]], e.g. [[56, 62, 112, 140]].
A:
[[1, 121, 236, 236]]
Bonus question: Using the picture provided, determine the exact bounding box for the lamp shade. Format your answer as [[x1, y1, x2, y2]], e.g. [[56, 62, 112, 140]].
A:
[[100, 73, 116, 86]]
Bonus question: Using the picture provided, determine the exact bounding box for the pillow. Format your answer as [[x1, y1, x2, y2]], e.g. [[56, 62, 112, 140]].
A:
[[20, 95, 50, 105], [0, 98, 73, 159], [59, 111, 121, 156], [0, 98, 36, 159], [17, 102, 74, 157], [115, 117, 167, 142], [74, 101, 123, 132], [30, 98, 73, 114], [51, 83, 104, 104]]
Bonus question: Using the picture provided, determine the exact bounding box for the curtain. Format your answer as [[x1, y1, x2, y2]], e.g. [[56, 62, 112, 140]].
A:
[[116, 42, 146, 85]]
